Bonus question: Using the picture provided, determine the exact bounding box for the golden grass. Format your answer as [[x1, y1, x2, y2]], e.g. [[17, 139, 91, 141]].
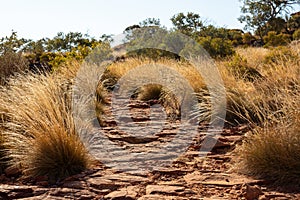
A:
[[104, 58, 206, 92], [233, 42, 300, 184], [0, 42, 299, 184], [0, 68, 90, 182], [0, 52, 29, 85], [235, 47, 269, 70], [100, 51, 297, 127], [235, 95, 300, 184], [0, 131, 7, 174]]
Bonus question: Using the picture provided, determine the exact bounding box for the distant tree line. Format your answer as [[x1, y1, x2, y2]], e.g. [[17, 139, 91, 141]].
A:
[[0, 0, 299, 82], [0, 31, 104, 71]]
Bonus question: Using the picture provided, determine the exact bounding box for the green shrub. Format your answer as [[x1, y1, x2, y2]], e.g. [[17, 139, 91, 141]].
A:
[[227, 54, 263, 82], [263, 31, 291, 47], [126, 49, 181, 61], [263, 46, 298, 65], [198, 36, 235, 58], [293, 29, 300, 40], [242, 32, 255, 46], [228, 30, 244, 46]]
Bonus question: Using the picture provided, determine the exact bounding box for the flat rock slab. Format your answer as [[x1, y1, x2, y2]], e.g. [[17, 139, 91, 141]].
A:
[[146, 185, 185, 195], [104, 186, 141, 200], [101, 173, 149, 183], [138, 195, 190, 200], [87, 177, 129, 190], [184, 171, 263, 187]]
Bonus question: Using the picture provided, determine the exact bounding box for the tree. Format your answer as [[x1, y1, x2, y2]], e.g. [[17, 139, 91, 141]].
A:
[[124, 18, 161, 33], [263, 17, 287, 34], [171, 12, 204, 36], [238, 0, 300, 39], [287, 12, 300, 34], [139, 18, 161, 27], [45, 32, 99, 52], [199, 25, 230, 39], [0, 31, 28, 55]]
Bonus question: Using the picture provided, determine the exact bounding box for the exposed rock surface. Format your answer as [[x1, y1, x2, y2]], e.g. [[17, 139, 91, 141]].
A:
[[1, 99, 299, 199]]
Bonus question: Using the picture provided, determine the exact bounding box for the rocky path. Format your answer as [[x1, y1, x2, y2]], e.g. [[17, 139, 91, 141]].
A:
[[1, 100, 300, 200]]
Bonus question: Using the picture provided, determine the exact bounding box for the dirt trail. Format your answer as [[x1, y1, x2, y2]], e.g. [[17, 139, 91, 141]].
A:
[[1, 100, 299, 200]]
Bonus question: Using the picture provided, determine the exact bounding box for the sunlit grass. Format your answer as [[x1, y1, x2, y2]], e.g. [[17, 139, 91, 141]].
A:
[[0, 69, 90, 182], [0, 42, 299, 184], [233, 42, 300, 184]]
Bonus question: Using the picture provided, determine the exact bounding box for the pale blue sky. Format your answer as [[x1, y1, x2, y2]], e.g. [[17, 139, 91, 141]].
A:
[[0, 0, 299, 40]]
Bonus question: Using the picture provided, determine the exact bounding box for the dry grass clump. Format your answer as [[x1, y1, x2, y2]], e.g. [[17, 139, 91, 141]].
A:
[[214, 60, 261, 125], [0, 97, 9, 173], [233, 44, 300, 184], [225, 54, 263, 82], [216, 42, 299, 126], [137, 84, 163, 101], [0, 70, 90, 182], [235, 96, 300, 184], [0, 52, 29, 85], [1, 43, 297, 184], [235, 47, 269, 70], [95, 83, 110, 126], [135, 84, 181, 120]]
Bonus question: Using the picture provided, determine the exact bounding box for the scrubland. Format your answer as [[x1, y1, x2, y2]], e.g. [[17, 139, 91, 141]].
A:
[[0, 41, 299, 184]]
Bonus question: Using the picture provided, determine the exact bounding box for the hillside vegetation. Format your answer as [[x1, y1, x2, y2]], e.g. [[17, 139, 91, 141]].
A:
[[0, 2, 299, 184]]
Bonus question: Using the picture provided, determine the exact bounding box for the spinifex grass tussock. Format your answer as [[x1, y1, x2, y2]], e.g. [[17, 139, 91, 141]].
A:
[[233, 44, 300, 184], [216, 42, 299, 126], [214, 61, 261, 125], [137, 84, 163, 101], [0, 71, 90, 182], [235, 96, 300, 184], [235, 47, 269, 70]]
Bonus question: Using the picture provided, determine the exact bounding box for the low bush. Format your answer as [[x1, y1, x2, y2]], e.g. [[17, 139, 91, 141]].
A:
[[263, 46, 298, 65], [226, 54, 263, 82], [292, 29, 300, 40], [242, 32, 256, 46], [263, 31, 291, 47], [197, 36, 235, 58]]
